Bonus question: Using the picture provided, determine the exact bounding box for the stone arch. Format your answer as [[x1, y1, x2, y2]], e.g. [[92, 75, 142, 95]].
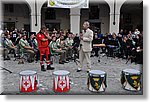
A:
[[2, 0, 31, 31], [120, 0, 143, 32], [81, 0, 110, 34], [40, 1, 70, 31]]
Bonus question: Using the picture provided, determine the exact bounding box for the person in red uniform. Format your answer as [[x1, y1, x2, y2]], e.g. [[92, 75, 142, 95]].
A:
[[36, 27, 55, 71]]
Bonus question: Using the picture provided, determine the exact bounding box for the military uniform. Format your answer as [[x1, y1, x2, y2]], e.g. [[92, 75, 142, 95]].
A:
[[4, 38, 17, 59], [19, 38, 35, 62], [56, 38, 68, 61], [49, 41, 66, 63], [65, 37, 74, 59]]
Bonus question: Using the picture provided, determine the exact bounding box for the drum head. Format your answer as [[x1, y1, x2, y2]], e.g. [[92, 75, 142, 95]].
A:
[[89, 70, 106, 75], [123, 69, 140, 74], [19, 70, 37, 76], [53, 70, 70, 76]]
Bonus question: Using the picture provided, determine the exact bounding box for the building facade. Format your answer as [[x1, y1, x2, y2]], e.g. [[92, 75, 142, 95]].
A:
[[1, 0, 143, 34]]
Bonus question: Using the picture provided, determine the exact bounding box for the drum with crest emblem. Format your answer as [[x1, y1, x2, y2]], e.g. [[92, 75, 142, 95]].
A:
[[87, 70, 107, 92], [121, 69, 141, 91]]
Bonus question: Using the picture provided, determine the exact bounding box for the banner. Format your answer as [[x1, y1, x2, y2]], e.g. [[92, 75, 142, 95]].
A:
[[48, 0, 89, 8]]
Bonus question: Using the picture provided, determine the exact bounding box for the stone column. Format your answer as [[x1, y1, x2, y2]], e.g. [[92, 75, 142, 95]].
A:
[[30, 13, 41, 33], [0, 0, 2, 30], [105, 0, 126, 34], [28, 0, 43, 33], [70, 8, 80, 34], [109, 12, 120, 34]]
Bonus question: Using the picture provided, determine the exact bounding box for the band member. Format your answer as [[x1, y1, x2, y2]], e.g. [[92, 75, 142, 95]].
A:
[[36, 27, 55, 71], [4, 34, 17, 59], [19, 34, 35, 63], [65, 33, 74, 59], [56, 35, 69, 63], [77, 21, 93, 73], [49, 36, 66, 64]]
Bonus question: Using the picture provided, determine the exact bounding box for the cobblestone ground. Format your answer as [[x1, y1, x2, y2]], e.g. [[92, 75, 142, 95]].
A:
[[0, 54, 143, 95]]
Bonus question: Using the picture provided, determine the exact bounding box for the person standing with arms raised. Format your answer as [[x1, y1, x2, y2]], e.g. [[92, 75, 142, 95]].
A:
[[36, 27, 55, 71], [77, 21, 93, 73]]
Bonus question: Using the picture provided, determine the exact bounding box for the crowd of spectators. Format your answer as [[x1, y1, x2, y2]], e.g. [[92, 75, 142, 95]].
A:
[[0, 27, 143, 64]]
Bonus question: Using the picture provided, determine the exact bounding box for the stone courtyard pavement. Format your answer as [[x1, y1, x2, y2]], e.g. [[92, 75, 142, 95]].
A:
[[0, 54, 143, 95]]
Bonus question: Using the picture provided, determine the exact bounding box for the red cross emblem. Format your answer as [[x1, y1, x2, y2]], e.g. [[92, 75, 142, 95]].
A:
[[22, 77, 31, 91], [58, 79, 66, 90]]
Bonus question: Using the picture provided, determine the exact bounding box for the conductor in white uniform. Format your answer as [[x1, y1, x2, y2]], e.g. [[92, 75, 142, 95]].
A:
[[77, 21, 93, 73]]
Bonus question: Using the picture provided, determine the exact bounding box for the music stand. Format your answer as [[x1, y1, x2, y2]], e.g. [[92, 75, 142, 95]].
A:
[[92, 39, 106, 63]]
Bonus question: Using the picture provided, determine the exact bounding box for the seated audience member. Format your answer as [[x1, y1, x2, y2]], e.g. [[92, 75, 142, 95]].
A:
[[134, 29, 140, 35], [28, 33, 40, 62], [14, 32, 22, 46], [56, 33, 61, 40], [134, 34, 143, 64], [117, 33, 122, 44], [2, 34, 10, 60], [11, 28, 18, 43], [4, 34, 17, 59], [19, 34, 35, 63], [121, 36, 129, 59], [72, 33, 80, 58], [106, 33, 120, 57], [119, 29, 124, 36], [92, 33, 101, 57], [56, 35, 69, 61], [65, 33, 74, 59], [53, 28, 57, 34], [73, 33, 80, 48], [121, 36, 134, 59], [49, 36, 67, 64]]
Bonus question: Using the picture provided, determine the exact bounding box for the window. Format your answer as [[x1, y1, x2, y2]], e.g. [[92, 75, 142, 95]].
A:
[[45, 8, 56, 20], [4, 4, 14, 13], [4, 22, 15, 31], [45, 23, 60, 31], [89, 5, 99, 19]]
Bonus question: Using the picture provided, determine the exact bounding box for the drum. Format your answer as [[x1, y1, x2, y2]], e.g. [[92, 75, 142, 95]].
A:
[[19, 70, 39, 92], [53, 70, 70, 92], [87, 70, 107, 92], [121, 69, 141, 91]]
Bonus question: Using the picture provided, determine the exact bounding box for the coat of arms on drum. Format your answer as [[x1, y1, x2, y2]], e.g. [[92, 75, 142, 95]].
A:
[[126, 75, 141, 90], [90, 77, 102, 91]]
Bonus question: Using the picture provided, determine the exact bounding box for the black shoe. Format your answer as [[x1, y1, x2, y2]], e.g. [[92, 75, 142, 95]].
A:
[[66, 59, 70, 61], [5, 56, 11, 60], [95, 55, 99, 57], [90, 55, 94, 57], [41, 65, 46, 71], [59, 61, 64, 64], [4, 58, 10, 60], [47, 64, 55, 70], [63, 60, 69, 63], [76, 69, 82, 72], [50, 61, 53, 65]]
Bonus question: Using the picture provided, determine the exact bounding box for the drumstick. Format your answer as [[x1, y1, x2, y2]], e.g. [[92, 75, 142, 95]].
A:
[[0, 66, 12, 73]]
